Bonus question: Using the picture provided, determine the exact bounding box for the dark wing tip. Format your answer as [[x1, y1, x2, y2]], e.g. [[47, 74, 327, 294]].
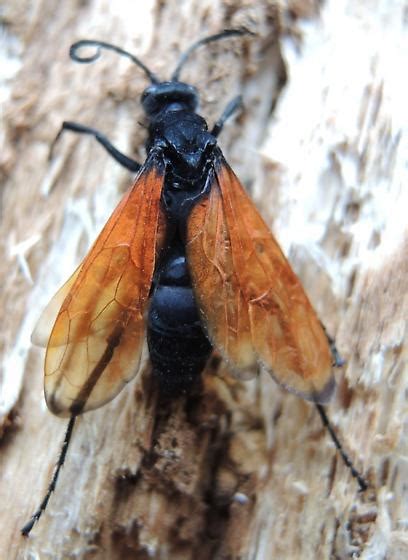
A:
[[263, 365, 336, 405], [309, 374, 336, 404]]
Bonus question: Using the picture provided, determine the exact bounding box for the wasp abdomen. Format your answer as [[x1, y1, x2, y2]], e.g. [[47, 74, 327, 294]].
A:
[[147, 251, 212, 395]]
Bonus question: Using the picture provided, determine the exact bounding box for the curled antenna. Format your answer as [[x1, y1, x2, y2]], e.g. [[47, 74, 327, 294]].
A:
[[171, 28, 254, 82], [69, 40, 159, 84]]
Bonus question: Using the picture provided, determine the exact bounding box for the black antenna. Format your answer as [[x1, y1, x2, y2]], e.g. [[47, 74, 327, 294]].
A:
[[69, 40, 159, 84], [21, 416, 77, 536], [171, 28, 253, 82]]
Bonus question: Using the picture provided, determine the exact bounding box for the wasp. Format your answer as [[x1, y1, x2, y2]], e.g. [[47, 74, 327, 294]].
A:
[[22, 30, 367, 536]]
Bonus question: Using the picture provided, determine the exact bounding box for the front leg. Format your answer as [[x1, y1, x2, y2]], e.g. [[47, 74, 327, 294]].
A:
[[50, 121, 142, 172], [211, 96, 243, 138]]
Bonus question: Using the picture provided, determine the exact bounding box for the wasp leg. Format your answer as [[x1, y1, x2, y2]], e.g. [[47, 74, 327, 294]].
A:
[[211, 95, 243, 137], [316, 324, 367, 491], [315, 404, 368, 492], [320, 323, 345, 368], [50, 121, 142, 172], [21, 416, 77, 536]]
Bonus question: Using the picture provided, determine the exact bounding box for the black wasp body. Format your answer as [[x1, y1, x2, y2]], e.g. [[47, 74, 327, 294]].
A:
[[56, 35, 244, 397], [144, 83, 217, 394], [22, 29, 368, 538]]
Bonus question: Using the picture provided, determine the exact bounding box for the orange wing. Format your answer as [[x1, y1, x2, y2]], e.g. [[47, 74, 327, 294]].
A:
[[186, 158, 334, 403], [34, 156, 166, 417]]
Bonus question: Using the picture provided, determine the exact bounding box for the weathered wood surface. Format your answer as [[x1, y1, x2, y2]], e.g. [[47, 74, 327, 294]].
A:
[[0, 1, 406, 559]]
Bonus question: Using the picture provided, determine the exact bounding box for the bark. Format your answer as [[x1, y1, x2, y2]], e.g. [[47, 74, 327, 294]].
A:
[[0, 1, 406, 559]]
